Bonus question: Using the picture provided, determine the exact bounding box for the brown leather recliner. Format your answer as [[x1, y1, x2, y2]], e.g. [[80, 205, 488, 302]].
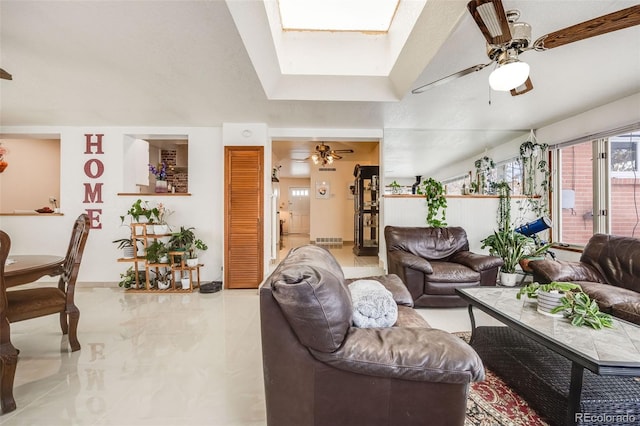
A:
[[529, 233, 640, 325], [260, 244, 485, 426], [385, 226, 503, 308]]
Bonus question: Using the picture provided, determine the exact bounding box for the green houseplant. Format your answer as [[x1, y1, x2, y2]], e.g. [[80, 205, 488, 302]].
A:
[[118, 267, 146, 289], [112, 237, 138, 259], [169, 226, 196, 252], [481, 230, 532, 286], [145, 240, 169, 264], [416, 177, 447, 228], [120, 199, 159, 224]]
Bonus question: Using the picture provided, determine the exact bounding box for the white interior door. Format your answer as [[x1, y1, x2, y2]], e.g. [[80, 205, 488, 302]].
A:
[[288, 187, 310, 234]]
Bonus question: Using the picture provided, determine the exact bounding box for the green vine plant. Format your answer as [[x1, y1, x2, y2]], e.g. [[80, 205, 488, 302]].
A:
[[492, 181, 512, 232], [516, 133, 550, 224], [551, 291, 613, 329], [473, 155, 495, 194], [417, 177, 447, 228]]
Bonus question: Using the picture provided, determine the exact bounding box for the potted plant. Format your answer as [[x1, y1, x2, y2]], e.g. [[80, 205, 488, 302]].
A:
[[416, 177, 447, 228], [155, 268, 172, 290], [516, 281, 581, 315], [152, 203, 172, 235], [389, 180, 402, 194], [145, 240, 169, 264], [186, 239, 208, 267], [552, 291, 613, 329], [112, 237, 138, 259], [169, 226, 196, 252], [481, 230, 532, 286], [120, 199, 159, 225], [118, 267, 146, 289]]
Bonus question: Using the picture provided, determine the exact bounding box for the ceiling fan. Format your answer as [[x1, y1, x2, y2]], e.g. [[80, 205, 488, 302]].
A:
[[0, 68, 12, 80], [307, 142, 354, 166], [412, 1, 640, 96]]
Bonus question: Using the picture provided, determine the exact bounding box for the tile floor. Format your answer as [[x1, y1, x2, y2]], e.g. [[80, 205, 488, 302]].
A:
[[1, 235, 490, 425]]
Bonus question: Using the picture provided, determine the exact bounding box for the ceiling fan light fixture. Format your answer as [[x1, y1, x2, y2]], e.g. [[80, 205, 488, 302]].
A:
[[311, 153, 320, 165], [489, 59, 529, 91]]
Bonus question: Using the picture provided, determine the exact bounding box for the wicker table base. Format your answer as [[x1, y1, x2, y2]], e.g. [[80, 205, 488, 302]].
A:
[[472, 326, 640, 426]]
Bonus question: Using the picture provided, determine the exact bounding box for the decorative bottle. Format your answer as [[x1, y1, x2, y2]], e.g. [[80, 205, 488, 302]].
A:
[[411, 176, 422, 194]]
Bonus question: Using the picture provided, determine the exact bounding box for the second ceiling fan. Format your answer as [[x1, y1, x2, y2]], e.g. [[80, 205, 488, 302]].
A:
[[412, 0, 640, 96], [308, 142, 354, 166]]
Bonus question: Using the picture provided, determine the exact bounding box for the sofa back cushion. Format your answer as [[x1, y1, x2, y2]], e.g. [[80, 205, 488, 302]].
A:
[[581, 234, 640, 292], [385, 226, 470, 260], [269, 245, 352, 353]]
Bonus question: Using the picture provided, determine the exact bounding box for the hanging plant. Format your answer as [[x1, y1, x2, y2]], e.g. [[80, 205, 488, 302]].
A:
[[491, 181, 512, 232], [417, 177, 447, 228], [473, 155, 495, 194], [517, 131, 550, 221]]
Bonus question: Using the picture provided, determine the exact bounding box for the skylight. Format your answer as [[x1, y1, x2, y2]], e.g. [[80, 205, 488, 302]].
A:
[[278, 0, 399, 32]]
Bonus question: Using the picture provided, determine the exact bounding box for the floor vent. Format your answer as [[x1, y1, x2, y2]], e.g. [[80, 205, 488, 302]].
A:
[[315, 237, 343, 247]]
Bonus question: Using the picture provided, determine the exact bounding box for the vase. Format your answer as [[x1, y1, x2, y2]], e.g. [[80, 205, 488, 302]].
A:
[[181, 277, 191, 290], [122, 246, 135, 259], [153, 224, 170, 235], [536, 290, 565, 317], [155, 180, 168, 193], [500, 271, 518, 287], [411, 176, 422, 194], [186, 258, 199, 267]]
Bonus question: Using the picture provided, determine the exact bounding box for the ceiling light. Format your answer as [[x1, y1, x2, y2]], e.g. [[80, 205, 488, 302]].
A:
[[489, 51, 529, 91]]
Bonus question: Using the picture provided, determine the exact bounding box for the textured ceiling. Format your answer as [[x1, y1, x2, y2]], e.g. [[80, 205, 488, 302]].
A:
[[1, 1, 639, 178]]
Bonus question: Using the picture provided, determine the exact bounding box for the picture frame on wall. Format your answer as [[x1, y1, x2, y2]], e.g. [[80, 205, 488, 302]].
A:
[[316, 181, 330, 199]]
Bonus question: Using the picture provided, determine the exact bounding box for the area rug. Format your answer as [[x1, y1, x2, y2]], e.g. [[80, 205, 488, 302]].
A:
[[458, 332, 549, 426]]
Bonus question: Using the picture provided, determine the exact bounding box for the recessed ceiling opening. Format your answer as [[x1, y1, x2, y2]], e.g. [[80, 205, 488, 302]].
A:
[[277, 0, 399, 32]]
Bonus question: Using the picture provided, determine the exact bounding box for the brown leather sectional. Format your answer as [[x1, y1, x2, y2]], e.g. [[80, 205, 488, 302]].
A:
[[529, 233, 640, 325], [385, 226, 504, 308], [260, 244, 485, 426]]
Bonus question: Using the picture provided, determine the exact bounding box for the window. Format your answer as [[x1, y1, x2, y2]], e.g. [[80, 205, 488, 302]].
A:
[[122, 135, 189, 194], [0, 136, 61, 214], [495, 158, 523, 196], [443, 174, 469, 195], [552, 126, 640, 246], [556, 140, 594, 246]]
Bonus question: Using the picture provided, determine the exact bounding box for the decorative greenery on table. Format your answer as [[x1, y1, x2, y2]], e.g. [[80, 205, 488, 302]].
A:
[[516, 281, 613, 329], [516, 281, 582, 299], [417, 177, 447, 228], [552, 291, 613, 329]]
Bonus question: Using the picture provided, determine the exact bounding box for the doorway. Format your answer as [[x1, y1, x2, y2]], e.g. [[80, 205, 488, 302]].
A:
[[288, 187, 310, 234]]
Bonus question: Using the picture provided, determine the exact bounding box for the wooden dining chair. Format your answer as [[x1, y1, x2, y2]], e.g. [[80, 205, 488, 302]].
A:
[[0, 213, 90, 413]]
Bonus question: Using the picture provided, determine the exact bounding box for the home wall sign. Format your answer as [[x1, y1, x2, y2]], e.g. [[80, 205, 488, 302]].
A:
[[83, 133, 104, 229]]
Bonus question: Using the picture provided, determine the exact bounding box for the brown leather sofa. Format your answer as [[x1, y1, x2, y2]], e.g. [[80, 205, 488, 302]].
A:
[[385, 226, 504, 308], [260, 244, 485, 426], [529, 233, 640, 325]]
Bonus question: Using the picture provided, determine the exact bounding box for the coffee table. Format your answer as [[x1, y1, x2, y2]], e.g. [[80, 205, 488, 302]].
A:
[[457, 287, 640, 426]]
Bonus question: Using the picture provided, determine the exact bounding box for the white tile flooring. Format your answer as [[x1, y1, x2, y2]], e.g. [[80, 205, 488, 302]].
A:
[[1, 235, 494, 425]]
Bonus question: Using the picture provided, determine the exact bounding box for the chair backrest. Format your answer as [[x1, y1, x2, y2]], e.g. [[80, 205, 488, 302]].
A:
[[385, 226, 470, 260], [0, 230, 10, 297], [58, 214, 91, 292], [0, 231, 11, 345]]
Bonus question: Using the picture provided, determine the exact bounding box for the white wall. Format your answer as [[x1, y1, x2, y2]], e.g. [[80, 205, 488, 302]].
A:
[[0, 126, 223, 284]]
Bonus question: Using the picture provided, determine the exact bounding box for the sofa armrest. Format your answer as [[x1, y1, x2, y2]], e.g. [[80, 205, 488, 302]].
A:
[[528, 259, 604, 283], [310, 327, 484, 384], [346, 274, 413, 307], [449, 251, 504, 272], [388, 251, 433, 274]]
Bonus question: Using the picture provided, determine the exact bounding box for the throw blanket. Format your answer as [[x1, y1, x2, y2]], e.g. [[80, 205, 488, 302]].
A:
[[349, 280, 398, 328]]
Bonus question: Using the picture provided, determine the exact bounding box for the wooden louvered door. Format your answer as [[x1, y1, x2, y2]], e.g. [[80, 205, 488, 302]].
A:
[[224, 146, 264, 289]]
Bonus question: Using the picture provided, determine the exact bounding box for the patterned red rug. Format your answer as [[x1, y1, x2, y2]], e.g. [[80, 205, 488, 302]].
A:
[[457, 332, 549, 426]]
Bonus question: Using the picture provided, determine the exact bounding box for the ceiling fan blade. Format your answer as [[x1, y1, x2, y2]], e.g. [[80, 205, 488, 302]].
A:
[[412, 63, 492, 94], [510, 77, 533, 96], [330, 152, 343, 160], [534, 5, 640, 50], [0, 68, 12, 80], [467, 0, 512, 45]]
